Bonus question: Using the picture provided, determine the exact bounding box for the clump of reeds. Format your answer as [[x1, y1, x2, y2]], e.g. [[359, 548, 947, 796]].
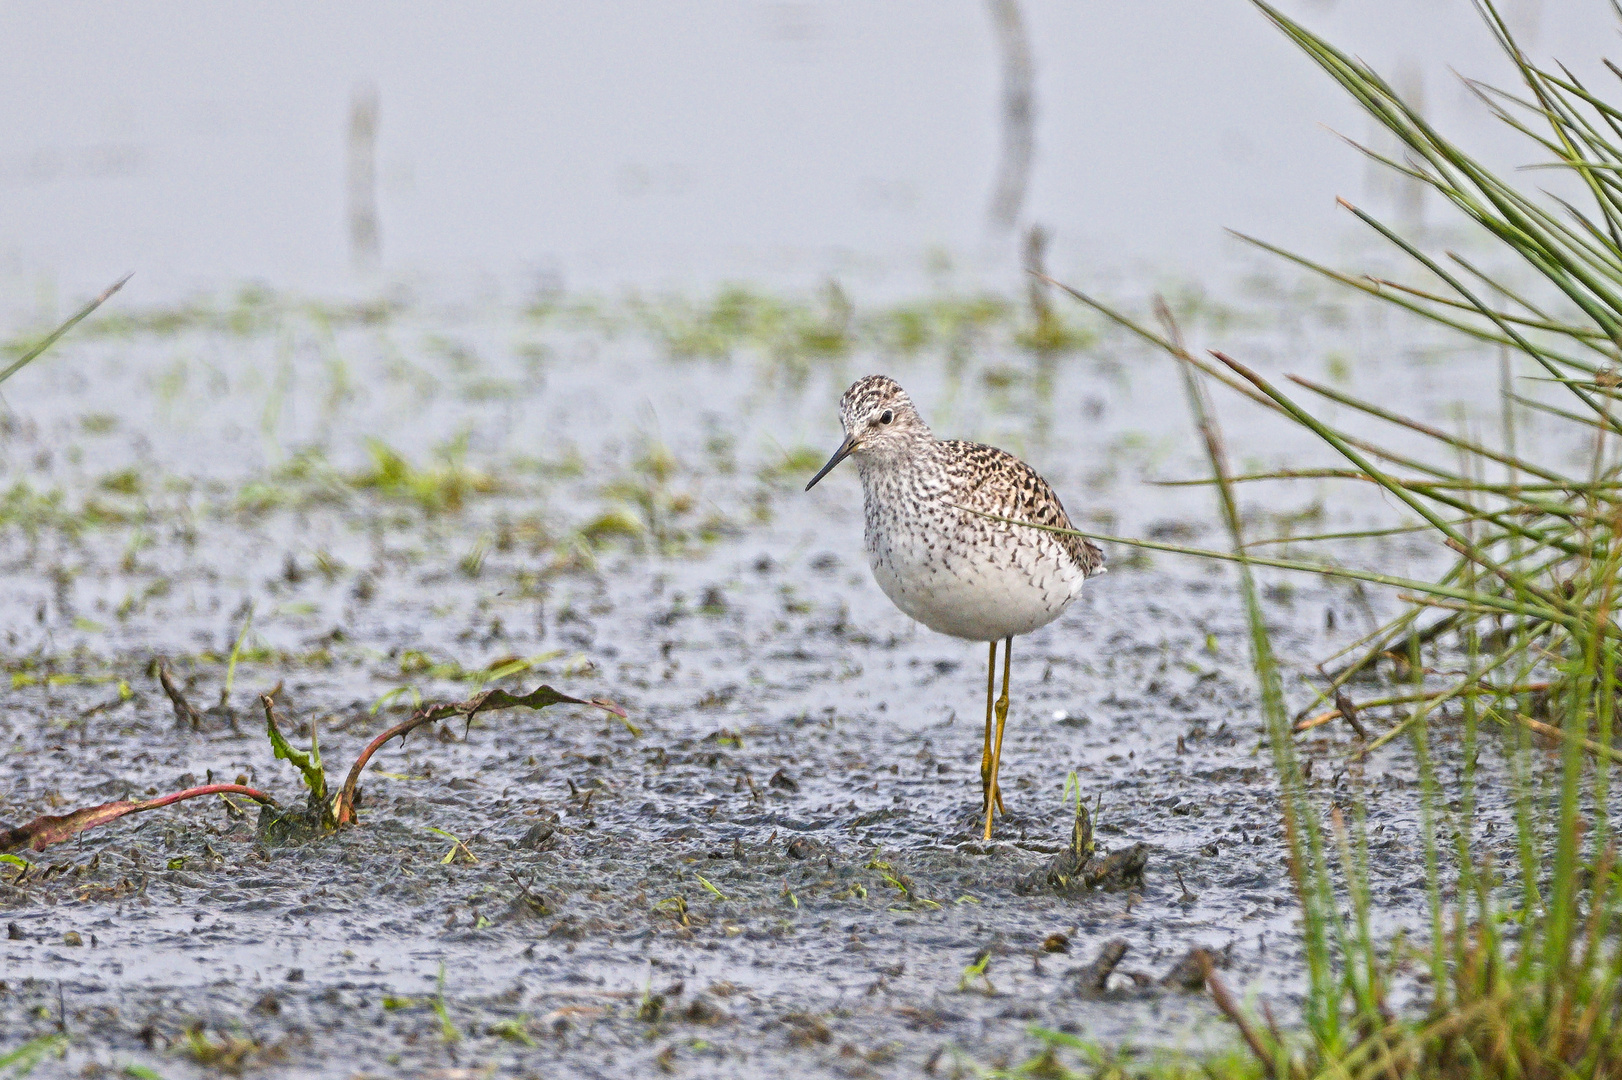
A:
[[1038, 1, 1622, 1075]]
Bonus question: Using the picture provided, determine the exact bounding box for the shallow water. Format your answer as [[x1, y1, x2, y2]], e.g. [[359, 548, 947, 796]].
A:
[[0, 267, 1588, 1075]]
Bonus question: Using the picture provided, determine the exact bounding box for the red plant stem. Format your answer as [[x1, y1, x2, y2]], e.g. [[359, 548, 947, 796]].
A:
[[1, 784, 277, 854], [331, 685, 620, 825], [136, 784, 275, 812], [333, 707, 460, 825]]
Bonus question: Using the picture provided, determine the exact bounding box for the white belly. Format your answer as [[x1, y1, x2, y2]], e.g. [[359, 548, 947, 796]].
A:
[[866, 515, 1083, 642]]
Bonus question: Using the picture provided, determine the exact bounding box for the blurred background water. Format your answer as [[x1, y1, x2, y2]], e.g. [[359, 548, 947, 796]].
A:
[[0, 0, 1606, 311]]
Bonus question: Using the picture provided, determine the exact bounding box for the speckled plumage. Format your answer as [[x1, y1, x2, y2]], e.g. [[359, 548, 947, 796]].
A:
[[824, 374, 1103, 643], [805, 374, 1104, 836]]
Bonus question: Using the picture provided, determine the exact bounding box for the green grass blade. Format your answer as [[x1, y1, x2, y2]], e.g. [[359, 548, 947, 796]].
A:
[[0, 275, 129, 386]]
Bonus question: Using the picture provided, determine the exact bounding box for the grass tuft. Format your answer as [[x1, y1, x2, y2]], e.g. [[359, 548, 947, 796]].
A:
[[1024, 2, 1622, 1075]]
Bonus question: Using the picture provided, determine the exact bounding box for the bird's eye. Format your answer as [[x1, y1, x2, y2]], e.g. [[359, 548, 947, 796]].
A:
[[879, 409, 893, 425]]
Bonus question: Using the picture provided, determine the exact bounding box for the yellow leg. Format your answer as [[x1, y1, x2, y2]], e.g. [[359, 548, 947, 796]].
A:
[[984, 636, 1013, 841], [980, 640, 997, 812], [993, 636, 1013, 815]]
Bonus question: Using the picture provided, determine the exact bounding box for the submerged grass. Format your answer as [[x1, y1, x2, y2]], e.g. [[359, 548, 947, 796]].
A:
[[532, 280, 1090, 371], [350, 434, 499, 513], [0, 1033, 68, 1077]]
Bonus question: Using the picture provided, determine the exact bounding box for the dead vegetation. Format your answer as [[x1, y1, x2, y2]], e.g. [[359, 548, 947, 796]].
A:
[[0, 671, 624, 856]]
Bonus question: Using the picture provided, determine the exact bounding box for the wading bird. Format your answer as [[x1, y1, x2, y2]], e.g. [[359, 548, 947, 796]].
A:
[[806, 375, 1103, 840]]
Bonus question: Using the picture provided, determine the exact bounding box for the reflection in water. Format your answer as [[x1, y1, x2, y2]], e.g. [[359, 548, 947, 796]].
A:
[[1023, 224, 1057, 449], [1362, 61, 1428, 230], [347, 84, 381, 270], [986, 0, 1036, 233]]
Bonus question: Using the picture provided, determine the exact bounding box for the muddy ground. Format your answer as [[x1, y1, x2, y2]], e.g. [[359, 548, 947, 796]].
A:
[[0, 281, 1558, 1076]]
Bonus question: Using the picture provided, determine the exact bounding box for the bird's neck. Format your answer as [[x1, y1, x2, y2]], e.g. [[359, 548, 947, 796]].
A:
[[854, 432, 937, 492]]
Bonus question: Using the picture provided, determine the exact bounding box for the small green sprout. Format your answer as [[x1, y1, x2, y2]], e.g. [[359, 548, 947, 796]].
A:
[[427, 827, 476, 865], [487, 1017, 535, 1046], [369, 685, 423, 715], [433, 964, 460, 1044], [655, 896, 690, 926], [866, 857, 940, 909], [958, 950, 995, 995], [1061, 771, 1097, 863], [223, 605, 255, 701]]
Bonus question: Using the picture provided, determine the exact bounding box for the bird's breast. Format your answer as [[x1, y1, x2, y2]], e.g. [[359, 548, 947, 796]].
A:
[[859, 474, 1083, 642]]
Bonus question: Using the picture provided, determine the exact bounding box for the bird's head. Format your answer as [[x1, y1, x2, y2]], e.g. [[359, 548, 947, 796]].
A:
[[805, 375, 930, 490]]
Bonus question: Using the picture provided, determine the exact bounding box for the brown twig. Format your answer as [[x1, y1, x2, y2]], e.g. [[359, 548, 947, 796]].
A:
[[1202, 954, 1277, 1079], [1295, 710, 1341, 732], [1294, 682, 1554, 732], [1511, 711, 1622, 763], [0, 784, 276, 854], [1335, 690, 1370, 739], [332, 684, 626, 825], [158, 660, 202, 729], [1072, 938, 1128, 996]]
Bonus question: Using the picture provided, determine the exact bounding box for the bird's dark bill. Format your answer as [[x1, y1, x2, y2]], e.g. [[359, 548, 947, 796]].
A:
[[805, 434, 857, 491]]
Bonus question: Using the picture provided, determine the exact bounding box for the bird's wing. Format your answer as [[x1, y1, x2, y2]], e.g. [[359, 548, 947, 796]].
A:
[[941, 441, 1105, 578]]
